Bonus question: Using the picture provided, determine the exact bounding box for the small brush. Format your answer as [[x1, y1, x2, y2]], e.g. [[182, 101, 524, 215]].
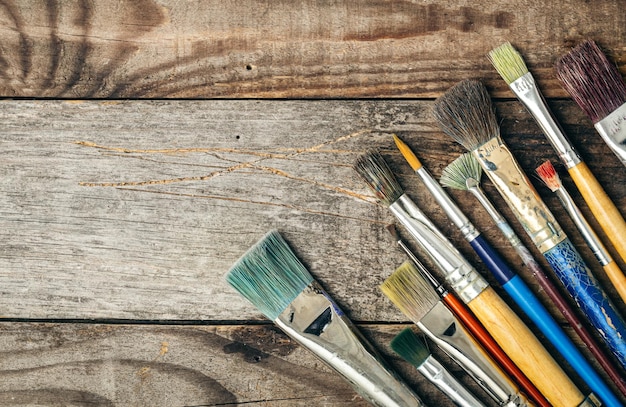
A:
[[391, 328, 486, 407], [226, 230, 425, 407], [354, 150, 582, 407], [381, 261, 528, 407], [433, 79, 626, 406], [490, 41, 626, 302], [536, 160, 626, 304], [442, 152, 626, 397], [555, 39, 626, 166], [392, 133, 615, 406], [387, 224, 550, 407]]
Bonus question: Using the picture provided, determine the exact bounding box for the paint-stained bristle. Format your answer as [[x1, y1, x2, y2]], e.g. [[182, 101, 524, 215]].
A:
[[433, 80, 500, 151], [535, 160, 562, 192], [556, 40, 626, 123], [488, 42, 529, 84], [391, 328, 431, 368], [354, 150, 404, 206], [226, 230, 314, 321], [380, 261, 439, 323], [440, 153, 483, 191]]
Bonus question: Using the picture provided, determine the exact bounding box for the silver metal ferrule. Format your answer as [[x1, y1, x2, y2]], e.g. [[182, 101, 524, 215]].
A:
[[510, 72, 581, 168], [594, 102, 626, 167], [555, 187, 611, 266], [389, 194, 488, 303], [416, 167, 480, 241], [274, 281, 424, 407], [417, 354, 487, 407], [417, 301, 529, 407]]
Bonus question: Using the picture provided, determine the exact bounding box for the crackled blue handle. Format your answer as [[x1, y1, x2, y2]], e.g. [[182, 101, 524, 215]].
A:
[[544, 238, 626, 367]]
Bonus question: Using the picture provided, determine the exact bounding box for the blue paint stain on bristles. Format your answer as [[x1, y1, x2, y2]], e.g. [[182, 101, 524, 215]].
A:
[[226, 230, 314, 321]]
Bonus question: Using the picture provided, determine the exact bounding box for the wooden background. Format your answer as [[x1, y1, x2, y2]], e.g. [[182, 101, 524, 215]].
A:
[[0, 1, 625, 406]]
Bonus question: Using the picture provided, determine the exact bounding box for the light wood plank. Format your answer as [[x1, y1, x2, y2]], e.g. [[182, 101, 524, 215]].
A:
[[0, 0, 623, 98], [0, 99, 624, 322]]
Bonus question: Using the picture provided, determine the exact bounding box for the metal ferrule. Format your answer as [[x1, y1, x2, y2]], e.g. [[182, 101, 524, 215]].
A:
[[473, 137, 566, 253], [389, 194, 488, 303], [417, 301, 529, 407], [275, 281, 424, 407], [416, 167, 480, 241], [555, 187, 611, 266], [510, 73, 581, 168], [594, 102, 626, 166], [417, 354, 487, 407]]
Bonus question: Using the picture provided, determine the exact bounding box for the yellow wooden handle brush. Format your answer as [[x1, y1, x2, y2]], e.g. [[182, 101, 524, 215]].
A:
[[489, 42, 626, 302]]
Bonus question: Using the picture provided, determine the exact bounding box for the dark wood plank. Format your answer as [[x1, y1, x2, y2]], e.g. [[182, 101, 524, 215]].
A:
[[0, 99, 624, 323], [0, 0, 623, 98]]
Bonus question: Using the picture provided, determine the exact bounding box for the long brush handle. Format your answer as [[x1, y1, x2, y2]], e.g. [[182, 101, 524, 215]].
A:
[[470, 236, 621, 406], [602, 261, 626, 304], [568, 162, 626, 300], [443, 293, 551, 407], [467, 286, 583, 407], [544, 238, 626, 368]]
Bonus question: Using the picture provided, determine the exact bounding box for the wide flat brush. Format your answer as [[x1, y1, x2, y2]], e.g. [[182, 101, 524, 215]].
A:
[[432, 79, 626, 396], [392, 133, 618, 405], [354, 151, 583, 407], [226, 230, 425, 407], [442, 153, 626, 398], [536, 160, 626, 304], [391, 327, 486, 407], [555, 39, 626, 167], [387, 224, 550, 407], [381, 261, 529, 407], [489, 41, 626, 302]]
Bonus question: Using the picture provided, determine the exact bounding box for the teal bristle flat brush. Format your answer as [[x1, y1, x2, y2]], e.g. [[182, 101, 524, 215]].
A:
[[225, 230, 425, 407]]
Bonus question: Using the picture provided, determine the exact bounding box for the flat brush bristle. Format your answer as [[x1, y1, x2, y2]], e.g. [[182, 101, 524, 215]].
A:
[[440, 153, 483, 191], [488, 42, 529, 84], [380, 261, 439, 323], [433, 80, 500, 151], [556, 40, 626, 123], [391, 328, 430, 367], [226, 230, 314, 320], [354, 150, 404, 206], [535, 160, 561, 192]]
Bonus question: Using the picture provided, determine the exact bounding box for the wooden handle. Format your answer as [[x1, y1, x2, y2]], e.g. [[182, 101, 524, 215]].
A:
[[569, 163, 626, 294], [603, 261, 626, 304], [467, 287, 583, 407]]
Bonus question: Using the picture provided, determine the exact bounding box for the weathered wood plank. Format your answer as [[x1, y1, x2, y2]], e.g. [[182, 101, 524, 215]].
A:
[[1, 322, 614, 407], [0, 0, 624, 98], [0, 99, 624, 323]]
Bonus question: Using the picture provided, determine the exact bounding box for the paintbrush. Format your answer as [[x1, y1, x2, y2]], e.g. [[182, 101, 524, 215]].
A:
[[442, 152, 626, 397], [394, 133, 622, 405], [387, 224, 550, 407], [432, 79, 626, 402], [391, 327, 486, 407], [555, 39, 626, 167], [354, 150, 583, 407], [536, 160, 626, 304], [489, 41, 626, 303], [226, 230, 425, 407], [381, 261, 529, 407]]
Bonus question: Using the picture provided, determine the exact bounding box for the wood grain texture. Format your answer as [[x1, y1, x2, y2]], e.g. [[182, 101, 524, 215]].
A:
[[0, 322, 504, 407], [0, 0, 623, 98], [1, 99, 625, 323]]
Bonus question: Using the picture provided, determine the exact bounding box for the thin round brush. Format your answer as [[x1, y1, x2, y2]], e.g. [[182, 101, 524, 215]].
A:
[[536, 160, 626, 304], [432, 79, 626, 405], [441, 152, 626, 397], [354, 150, 582, 407], [226, 230, 425, 407], [387, 224, 550, 407], [489, 41, 626, 303], [391, 328, 486, 407], [392, 134, 612, 405]]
